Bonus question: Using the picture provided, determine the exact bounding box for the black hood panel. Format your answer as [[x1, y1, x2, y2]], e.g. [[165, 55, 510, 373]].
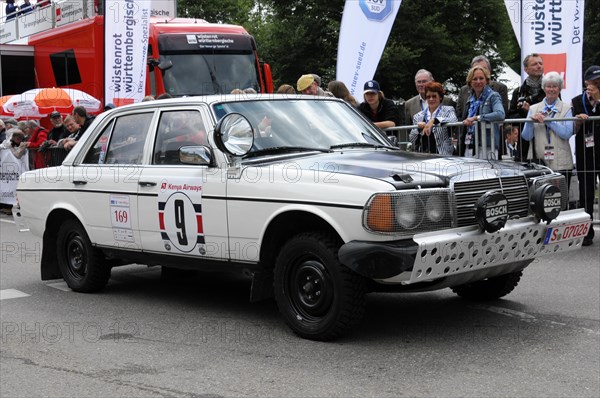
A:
[[261, 150, 529, 189]]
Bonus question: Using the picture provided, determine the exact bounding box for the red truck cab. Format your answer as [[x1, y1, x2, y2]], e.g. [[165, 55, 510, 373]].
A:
[[3, 13, 272, 104]]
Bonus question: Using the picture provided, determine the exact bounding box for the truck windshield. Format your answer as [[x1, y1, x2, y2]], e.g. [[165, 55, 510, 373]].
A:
[[158, 33, 261, 96], [161, 53, 260, 96]]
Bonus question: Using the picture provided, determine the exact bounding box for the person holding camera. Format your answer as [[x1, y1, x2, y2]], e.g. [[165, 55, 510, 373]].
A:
[[508, 54, 546, 160]]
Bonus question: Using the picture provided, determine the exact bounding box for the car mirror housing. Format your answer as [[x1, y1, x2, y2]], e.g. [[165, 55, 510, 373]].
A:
[[179, 146, 212, 166]]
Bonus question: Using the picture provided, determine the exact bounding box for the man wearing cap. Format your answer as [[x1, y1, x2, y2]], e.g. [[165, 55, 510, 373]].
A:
[[572, 65, 600, 246], [358, 80, 400, 129], [297, 74, 320, 95], [46, 112, 69, 145]]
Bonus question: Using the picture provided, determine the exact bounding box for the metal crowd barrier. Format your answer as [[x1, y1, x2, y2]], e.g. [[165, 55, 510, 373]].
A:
[[45, 146, 69, 167]]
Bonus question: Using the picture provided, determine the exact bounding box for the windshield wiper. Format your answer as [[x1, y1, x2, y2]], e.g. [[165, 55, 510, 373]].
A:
[[244, 146, 331, 158], [330, 142, 389, 149]]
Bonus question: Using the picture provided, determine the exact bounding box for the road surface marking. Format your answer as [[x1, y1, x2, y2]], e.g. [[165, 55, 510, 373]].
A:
[[0, 289, 30, 300], [468, 304, 537, 322], [45, 281, 72, 292]]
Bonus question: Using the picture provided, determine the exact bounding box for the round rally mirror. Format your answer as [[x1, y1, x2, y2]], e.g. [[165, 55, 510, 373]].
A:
[[214, 113, 254, 156]]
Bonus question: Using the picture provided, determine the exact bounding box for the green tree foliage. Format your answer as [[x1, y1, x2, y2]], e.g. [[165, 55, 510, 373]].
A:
[[379, 0, 519, 99], [251, 0, 346, 89], [177, 0, 596, 99], [583, 0, 600, 69], [177, 0, 254, 25]]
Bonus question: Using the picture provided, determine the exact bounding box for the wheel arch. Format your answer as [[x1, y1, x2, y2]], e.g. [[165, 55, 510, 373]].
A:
[[41, 208, 80, 280], [259, 210, 343, 270]]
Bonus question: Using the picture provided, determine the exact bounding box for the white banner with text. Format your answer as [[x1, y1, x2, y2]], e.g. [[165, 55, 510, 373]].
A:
[[503, 0, 585, 101], [336, 0, 401, 98], [104, 0, 151, 106]]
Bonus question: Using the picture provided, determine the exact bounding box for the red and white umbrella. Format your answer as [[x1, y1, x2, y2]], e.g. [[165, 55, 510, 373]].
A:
[[2, 88, 102, 118], [0, 95, 16, 118]]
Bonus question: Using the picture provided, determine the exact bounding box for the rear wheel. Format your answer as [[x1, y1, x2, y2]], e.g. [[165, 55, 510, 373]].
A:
[[274, 232, 366, 340], [57, 219, 110, 292], [451, 271, 523, 301]]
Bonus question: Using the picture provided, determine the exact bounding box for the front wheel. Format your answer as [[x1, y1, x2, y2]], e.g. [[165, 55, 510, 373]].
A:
[[56, 219, 110, 292], [451, 271, 523, 301], [274, 232, 366, 340]]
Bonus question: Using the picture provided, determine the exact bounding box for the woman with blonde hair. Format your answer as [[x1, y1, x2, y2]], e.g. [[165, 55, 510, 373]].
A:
[[459, 65, 505, 158]]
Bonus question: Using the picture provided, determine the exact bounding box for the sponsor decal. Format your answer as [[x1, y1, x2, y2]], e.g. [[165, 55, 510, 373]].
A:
[[158, 178, 205, 253], [475, 191, 509, 233], [359, 0, 394, 21]]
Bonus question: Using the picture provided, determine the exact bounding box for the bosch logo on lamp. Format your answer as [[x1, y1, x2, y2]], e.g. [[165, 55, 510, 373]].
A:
[[475, 191, 509, 233]]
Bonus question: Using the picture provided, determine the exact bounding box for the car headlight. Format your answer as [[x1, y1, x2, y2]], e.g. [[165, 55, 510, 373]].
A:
[[425, 195, 445, 223], [395, 195, 423, 229], [364, 189, 452, 235]]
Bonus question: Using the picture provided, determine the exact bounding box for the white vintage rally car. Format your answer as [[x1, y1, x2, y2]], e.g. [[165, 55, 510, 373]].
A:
[[14, 95, 591, 340]]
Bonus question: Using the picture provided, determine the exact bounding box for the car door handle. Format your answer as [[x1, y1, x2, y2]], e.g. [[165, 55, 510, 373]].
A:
[[138, 181, 157, 187], [72, 180, 87, 185]]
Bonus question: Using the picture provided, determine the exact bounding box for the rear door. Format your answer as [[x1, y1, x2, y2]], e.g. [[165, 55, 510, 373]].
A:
[[75, 111, 154, 249]]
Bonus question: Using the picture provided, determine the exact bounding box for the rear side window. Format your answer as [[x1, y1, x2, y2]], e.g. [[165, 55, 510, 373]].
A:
[[153, 110, 208, 165], [83, 113, 153, 164]]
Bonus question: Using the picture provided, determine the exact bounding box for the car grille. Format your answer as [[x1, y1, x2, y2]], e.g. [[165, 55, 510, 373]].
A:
[[453, 176, 530, 227]]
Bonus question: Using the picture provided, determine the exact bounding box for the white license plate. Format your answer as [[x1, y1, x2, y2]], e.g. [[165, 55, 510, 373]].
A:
[[544, 221, 591, 244]]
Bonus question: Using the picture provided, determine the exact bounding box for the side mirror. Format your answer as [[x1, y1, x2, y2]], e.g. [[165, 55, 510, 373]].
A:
[[179, 146, 212, 165], [214, 113, 254, 156], [387, 135, 398, 147]]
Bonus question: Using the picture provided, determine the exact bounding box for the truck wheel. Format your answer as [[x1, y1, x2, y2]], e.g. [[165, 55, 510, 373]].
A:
[[451, 271, 523, 301], [57, 219, 110, 292], [274, 232, 366, 340]]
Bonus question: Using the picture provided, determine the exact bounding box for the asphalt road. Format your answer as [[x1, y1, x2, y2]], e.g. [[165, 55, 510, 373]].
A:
[[1, 213, 599, 397]]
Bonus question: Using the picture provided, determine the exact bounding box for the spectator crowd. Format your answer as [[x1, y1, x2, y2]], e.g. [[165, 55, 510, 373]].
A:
[[280, 58, 599, 246], [1, 56, 598, 245]]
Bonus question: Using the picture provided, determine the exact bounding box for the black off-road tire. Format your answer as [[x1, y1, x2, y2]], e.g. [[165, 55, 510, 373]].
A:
[[451, 271, 523, 301], [274, 232, 366, 340], [56, 219, 110, 292]]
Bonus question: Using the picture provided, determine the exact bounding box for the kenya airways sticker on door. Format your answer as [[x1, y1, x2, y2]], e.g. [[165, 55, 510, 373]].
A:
[[158, 179, 204, 253]]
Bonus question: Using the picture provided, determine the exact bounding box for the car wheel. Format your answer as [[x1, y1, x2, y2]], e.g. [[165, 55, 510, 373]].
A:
[[274, 232, 366, 340], [57, 219, 110, 292], [451, 271, 523, 301]]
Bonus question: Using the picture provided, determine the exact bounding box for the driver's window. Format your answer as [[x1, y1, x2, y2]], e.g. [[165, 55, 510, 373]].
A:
[[153, 110, 208, 165]]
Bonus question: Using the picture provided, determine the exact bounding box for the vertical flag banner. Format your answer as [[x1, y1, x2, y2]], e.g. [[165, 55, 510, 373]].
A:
[[503, 0, 585, 101], [336, 0, 402, 98], [104, 0, 152, 106]]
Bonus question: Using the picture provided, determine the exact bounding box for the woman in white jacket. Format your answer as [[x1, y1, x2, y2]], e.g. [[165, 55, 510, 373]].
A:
[[522, 71, 574, 187]]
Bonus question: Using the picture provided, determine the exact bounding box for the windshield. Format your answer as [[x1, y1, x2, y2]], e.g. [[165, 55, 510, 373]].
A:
[[162, 53, 260, 96], [212, 99, 391, 154]]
